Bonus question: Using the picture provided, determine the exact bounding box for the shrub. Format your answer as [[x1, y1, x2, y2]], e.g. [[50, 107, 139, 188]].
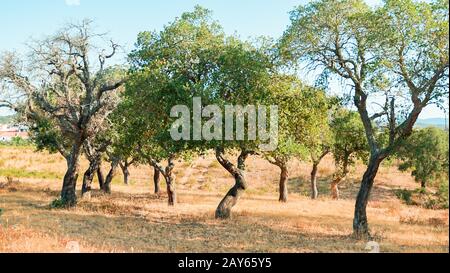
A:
[[396, 189, 414, 205], [50, 199, 67, 209], [396, 187, 448, 210], [0, 137, 32, 147], [436, 180, 449, 209], [396, 127, 449, 189]]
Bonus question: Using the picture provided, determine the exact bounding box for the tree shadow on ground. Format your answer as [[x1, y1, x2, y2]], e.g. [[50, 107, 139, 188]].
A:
[[1, 185, 446, 253], [287, 176, 396, 202], [1, 191, 368, 252]]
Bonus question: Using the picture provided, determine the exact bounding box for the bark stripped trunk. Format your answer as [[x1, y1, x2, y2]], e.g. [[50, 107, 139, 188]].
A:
[[164, 156, 177, 206], [279, 164, 289, 203], [310, 163, 319, 200], [330, 177, 341, 200], [148, 157, 177, 206], [353, 154, 383, 238], [153, 167, 161, 195], [267, 157, 289, 202], [331, 157, 350, 200], [61, 142, 83, 206], [103, 160, 119, 194], [215, 148, 251, 219]]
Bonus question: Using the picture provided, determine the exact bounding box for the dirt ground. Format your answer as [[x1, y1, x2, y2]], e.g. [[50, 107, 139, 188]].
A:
[[0, 147, 448, 253]]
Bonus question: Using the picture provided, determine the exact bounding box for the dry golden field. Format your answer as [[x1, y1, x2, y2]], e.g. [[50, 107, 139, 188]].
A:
[[0, 146, 448, 253]]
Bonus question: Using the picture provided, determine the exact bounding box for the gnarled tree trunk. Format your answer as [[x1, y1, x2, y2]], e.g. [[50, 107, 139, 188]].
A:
[[153, 167, 161, 195], [149, 157, 177, 206], [353, 154, 383, 238], [61, 142, 83, 206], [103, 160, 119, 194], [164, 156, 177, 206], [215, 148, 252, 219], [81, 159, 100, 199]]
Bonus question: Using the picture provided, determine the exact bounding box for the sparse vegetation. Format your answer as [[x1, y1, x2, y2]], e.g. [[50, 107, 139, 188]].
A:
[[0, 168, 62, 180], [0, 137, 32, 147], [0, 146, 448, 253], [0, 0, 448, 253]]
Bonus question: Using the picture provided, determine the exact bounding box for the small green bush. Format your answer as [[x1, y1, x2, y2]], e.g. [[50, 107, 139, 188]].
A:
[[396, 189, 413, 205], [396, 187, 448, 210], [50, 198, 66, 209], [0, 137, 32, 147], [436, 181, 449, 209]]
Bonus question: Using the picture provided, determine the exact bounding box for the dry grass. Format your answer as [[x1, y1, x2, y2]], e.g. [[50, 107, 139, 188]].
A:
[[0, 147, 448, 253]]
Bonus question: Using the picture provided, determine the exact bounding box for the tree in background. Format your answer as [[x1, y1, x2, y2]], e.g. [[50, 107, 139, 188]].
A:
[[397, 127, 449, 190], [265, 75, 331, 202], [81, 68, 126, 197], [264, 75, 308, 203], [0, 21, 126, 206], [81, 136, 110, 198], [281, 0, 448, 237], [330, 109, 368, 200], [125, 6, 225, 206], [306, 94, 332, 200], [208, 37, 275, 219]]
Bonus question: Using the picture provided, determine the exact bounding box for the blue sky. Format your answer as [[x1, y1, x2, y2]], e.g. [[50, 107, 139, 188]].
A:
[[0, 0, 447, 118], [0, 0, 311, 54]]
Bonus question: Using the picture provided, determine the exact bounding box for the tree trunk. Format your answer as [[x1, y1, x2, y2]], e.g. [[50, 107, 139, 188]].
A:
[[353, 154, 383, 238], [215, 148, 251, 219], [279, 164, 289, 203], [120, 163, 130, 185], [420, 180, 426, 190], [330, 177, 342, 200], [153, 167, 161, 195], [149, 158, 176, 205], [61, 142, 82, 207], [332, 156, 349, 200], [81, 160, 100, 199], [97, 167, 105, 190], [103, 161, 119, 194], [311, 163, 319, 199], [165, 157, 177, 206]]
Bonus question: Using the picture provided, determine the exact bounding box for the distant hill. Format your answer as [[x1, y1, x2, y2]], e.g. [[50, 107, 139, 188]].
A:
[[415, 118, 448, 129]]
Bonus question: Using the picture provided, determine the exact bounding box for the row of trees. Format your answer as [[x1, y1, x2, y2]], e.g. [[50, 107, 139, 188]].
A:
[[1, 0, 448, 238]]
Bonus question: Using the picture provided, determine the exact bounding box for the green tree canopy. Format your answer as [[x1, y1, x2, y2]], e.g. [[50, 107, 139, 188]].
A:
[[330, 108, 368, 199], [281, 0, 448, 236], [397, 127, 449, 189]]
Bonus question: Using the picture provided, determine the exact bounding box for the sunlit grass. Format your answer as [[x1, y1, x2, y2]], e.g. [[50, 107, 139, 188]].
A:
[[0, 146, 448, 253], [0, 168, 62, 180]]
